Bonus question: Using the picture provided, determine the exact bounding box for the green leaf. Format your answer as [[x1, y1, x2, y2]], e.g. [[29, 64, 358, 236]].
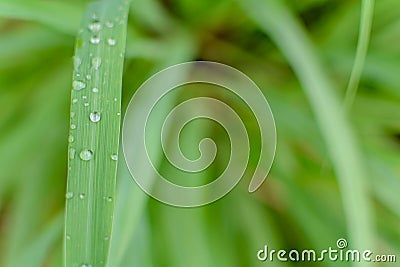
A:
[[65, 0, 130, 266], [11, 212, 63, 267], [344, 0, 375, 109], [107, 161, 148, 267], [238, 0, 374, 258], [0, 0, 84, 35]]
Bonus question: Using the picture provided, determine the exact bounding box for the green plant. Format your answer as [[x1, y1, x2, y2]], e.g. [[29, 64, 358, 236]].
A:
[[0, 0, 399, 267], [239, 0, 374, 259], [344, 0, 375, 110], [65, 0, 130, 266]]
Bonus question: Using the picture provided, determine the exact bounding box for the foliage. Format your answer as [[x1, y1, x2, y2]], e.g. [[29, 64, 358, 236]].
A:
[[0, 0, 399, 266]]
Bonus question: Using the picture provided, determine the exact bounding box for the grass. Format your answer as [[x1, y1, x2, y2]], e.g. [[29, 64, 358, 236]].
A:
[[239, 0, 374, 257], [65, 0, 130, 266], [344, 0, 375, 110], [0, 0, 399, 267], [0, 1, 84, 35]]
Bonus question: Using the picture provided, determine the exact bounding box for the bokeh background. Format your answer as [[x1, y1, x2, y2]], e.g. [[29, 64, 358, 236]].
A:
[[0, 0, 399, 266]]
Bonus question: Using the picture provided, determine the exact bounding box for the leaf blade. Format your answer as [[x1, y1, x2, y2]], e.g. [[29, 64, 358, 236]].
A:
[[65, 1, 130, 266]]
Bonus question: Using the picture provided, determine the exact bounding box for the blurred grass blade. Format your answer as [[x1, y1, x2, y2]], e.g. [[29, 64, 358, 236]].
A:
[[11, 212, 63, 267], [0, 27, 73, 63], [65, 0, 130, 266], [107, 161, 148, 267], [344, 0, 375, 109], [239, 0, 374, 258], [0, 1, 84, 35], [109, 32, 195, 266], [129, 0, 175, 32]]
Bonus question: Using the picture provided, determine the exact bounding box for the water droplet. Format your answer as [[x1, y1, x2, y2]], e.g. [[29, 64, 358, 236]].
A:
[[111, 154, 118, 161], [66, 235, 71, 240], [92, 87, 99, 93], [71, 124, 76, 129], [66, 192, 74, 199], [69, 148, 76, 159], [82, 95, 87, 99], [104, 235, 110, 241], [68, 135, 74, 143], [88, 21, 101, 32], [113, 97, 118, 102], [107, 38, 116, 46], [107, 197, 113, 202], [70, 112, 75, 118], [73, 80, 86, 91], [79, 149, 93, 161], [84, 103, 89, 107], [92, 57, 101, 69], [106, 21, 114, 28], [90, 112, 101, 123], [86, 74, 92, 80], [90, 36, 100, 44], [117, 112, 121, 116], [72, 98, 78, 104], [81, 264, 92, 267], [79, 193, 86, 200], [74, 57, 82, 69]]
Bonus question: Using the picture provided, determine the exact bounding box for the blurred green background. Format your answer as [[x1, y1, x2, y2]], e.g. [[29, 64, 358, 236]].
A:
[[0, 0, 399, 266]]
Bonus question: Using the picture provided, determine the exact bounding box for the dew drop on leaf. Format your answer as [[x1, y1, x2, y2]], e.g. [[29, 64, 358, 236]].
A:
[[90, 36, 100, 45], [74, 57, 82, 70], [69, 148, 76, 159], [92, 57, 102, 69], [90, 112, 101, 122], [105, 21, 114, 28], [88, 21, 101, 32], [107, 38, 116, 46], [79, 149, 93, 161], [73, 80, 86, 91]]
